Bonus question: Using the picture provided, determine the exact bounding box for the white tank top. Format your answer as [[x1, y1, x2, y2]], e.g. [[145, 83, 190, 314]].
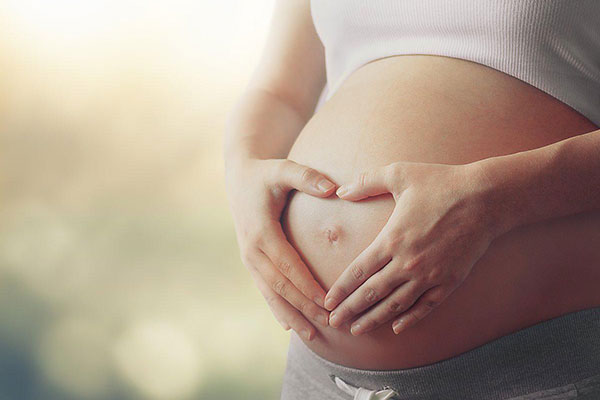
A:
[[311, 0, 600, 127]]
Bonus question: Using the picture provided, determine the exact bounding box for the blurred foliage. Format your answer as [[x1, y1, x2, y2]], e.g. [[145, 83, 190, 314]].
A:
[[0, 1, 291, 399]]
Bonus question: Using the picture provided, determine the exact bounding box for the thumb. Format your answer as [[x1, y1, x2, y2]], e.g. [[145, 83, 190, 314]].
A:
[[336, 166, 392, 201], [279, 160, 337, 197]]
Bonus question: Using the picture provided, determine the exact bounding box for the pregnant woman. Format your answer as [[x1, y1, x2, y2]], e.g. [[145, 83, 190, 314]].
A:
[[224, 1, 600, 399]]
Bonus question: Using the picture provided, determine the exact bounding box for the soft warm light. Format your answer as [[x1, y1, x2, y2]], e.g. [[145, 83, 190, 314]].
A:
[[113, 318, 203, 400], [38, 316, 112, 399], [0, 1, 289, 399], [2, 0, 274, 68]]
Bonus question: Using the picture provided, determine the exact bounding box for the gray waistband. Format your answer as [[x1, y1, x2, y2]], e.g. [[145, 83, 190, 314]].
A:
[[281, 306, 600, 400]]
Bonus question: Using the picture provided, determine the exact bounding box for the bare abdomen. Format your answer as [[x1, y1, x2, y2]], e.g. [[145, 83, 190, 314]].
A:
[[280, 55, 600, 369]]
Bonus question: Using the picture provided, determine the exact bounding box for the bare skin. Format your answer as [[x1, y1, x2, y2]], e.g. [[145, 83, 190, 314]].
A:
[[224, 0, 335, 341], [224, 0, 600, 369], [281, 54, 600, 369]]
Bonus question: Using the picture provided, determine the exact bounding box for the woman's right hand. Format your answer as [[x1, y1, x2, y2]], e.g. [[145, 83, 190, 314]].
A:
[[225, 157, 337, 341]]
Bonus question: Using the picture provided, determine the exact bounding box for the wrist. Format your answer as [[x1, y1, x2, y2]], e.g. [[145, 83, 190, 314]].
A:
[[463, 159, 521, 239]]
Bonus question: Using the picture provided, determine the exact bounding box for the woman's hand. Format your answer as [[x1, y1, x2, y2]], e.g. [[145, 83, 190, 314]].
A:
[[323, 161, 500, 335], [225, 157, 337, 341]]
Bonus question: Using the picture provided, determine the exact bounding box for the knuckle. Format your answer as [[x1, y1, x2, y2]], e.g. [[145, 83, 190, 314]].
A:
[[297, 300, 310, 315], [423, 299, 440, 311], [388, 163, 404, 186], [413, 295, 442, 320], [300, 167, 317, 185], [426, 267, 443, 284], [412, 310, 426, 322], [357, 171, 369, 188], [364, 287, 378, 303], [387, 162, 400, 176], [277, 260, 293, 276], [387, 299, 405, 314], [350, 264, 365, 281], [403, 253, 425, 273], [383, 234, 403, 254], [272, 279, 289, 297]]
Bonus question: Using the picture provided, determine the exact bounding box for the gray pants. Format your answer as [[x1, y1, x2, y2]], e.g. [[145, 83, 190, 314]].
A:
[[280, 306, 600, 399]]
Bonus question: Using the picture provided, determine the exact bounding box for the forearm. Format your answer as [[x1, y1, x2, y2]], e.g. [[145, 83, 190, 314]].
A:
[[469, 128, 600, 237], [223, 87, 309, 170]]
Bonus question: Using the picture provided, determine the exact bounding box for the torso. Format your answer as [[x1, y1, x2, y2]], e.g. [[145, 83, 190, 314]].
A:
[[280, 55, 600, 370]]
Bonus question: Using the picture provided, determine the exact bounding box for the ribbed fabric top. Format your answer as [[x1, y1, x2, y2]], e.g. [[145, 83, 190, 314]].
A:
[[310, 0, 600, 127]]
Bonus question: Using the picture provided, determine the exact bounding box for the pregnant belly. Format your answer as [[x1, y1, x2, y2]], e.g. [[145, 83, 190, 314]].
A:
[[280, 55, 600, 370]]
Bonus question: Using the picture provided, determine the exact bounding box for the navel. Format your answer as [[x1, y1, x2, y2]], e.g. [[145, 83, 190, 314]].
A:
[[324, 225, 342, 244]]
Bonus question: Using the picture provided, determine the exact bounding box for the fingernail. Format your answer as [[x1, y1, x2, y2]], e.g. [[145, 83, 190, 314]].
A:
[[392, 317, 406, 334], [336, 186, 348, 198], [316, 313, 328, 327], [317, 179, 335, 192], [324, 296, 336, 310], [329, 312, 338, 327], [301, 329, 312, 341], [350, 323, 361, 336]]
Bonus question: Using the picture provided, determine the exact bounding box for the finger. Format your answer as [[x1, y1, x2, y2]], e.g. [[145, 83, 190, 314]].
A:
[[327, 261, 407, 329], [336, 164, 396, 201], [246, 263, 291, 330], [259, 220, 327, 307], [392, 284, 450, 334], [324, 231, 393, 312], [248, 263, 318, 341], [349, 280, 425, 336], [276, 159, 337, 197], [324, 201, 410, 313], [253, 249, 330, 329]]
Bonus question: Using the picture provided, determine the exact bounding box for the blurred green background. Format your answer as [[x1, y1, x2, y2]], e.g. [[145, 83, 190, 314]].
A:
[[0, 1, 291, 399]]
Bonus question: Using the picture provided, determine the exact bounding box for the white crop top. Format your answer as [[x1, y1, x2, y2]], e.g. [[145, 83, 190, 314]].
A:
[[310, 0, 600, 127]]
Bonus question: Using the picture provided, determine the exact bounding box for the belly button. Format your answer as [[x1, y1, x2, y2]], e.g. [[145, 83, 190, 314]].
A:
[[324, 226, 341, 244]]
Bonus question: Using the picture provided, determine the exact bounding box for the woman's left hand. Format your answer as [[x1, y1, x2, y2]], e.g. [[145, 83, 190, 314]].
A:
[[324, 160, 501, 335]]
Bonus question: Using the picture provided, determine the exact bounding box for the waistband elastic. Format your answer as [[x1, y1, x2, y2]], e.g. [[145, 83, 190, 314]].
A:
[[281, 306, 600, 399]]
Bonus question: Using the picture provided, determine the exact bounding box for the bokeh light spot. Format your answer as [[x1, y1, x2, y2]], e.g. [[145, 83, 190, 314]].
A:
[[112, 319, 203, 400]]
